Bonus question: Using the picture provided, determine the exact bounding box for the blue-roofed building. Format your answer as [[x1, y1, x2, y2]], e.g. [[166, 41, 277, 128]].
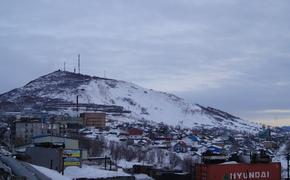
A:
[[173, 141, 188, 153], [189, 135, 200, 142], [182, 135, 201, 148], [207, 145, 222, 154]]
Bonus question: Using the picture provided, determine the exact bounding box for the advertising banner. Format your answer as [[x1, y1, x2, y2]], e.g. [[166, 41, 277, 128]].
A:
[[63, 149, 81, 167]]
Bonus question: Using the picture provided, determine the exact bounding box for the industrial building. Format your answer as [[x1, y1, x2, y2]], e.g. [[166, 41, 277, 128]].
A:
[[80, 112, 106, 128], [20, 135, 87, 172]]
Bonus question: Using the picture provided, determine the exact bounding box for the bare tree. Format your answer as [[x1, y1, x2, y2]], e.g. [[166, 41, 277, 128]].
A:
[[156, 149, 165, 164], [182, 155, 193, 172], [169, 152, 181, 169]]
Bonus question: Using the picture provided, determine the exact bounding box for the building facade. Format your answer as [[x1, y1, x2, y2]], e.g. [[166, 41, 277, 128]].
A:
[[80, 112, 106, 128], [13, 118, 47, 146]]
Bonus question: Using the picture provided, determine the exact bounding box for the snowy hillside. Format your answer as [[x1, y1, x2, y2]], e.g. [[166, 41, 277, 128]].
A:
[[0, 70, 261, 132]]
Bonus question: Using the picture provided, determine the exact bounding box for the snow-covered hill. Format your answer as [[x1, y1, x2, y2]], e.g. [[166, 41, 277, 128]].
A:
[[0, 70, 261, 132]]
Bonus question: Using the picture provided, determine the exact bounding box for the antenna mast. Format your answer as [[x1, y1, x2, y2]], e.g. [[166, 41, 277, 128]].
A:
[[78, 54, 80, 74], [64, 62, 66, 71]]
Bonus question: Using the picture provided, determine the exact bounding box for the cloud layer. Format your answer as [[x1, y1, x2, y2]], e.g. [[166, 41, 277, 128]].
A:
[[1, 0, 290, 126]]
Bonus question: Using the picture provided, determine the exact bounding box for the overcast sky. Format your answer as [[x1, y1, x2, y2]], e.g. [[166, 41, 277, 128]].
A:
[[1, 0, 290, 126]]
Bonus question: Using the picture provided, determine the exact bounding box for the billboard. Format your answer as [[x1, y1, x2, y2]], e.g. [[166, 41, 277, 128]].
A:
[[195, 162, 281, 180], [63, 149, 81, 167]]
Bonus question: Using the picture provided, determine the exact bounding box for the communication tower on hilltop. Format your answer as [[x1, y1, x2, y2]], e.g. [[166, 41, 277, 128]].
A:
[[78, 54, 81, 74]]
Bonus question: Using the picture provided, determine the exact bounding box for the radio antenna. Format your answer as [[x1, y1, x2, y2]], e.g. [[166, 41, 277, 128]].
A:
[[78, 54, 81, 74]]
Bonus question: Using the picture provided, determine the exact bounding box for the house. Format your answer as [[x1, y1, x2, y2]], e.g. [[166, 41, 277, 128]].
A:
[[153, 141, 171, 149], [118, 130, 129, 137], [128, 128, 143, 139], [173, 141, 188, 153], [155, 136, 172, 142], [185, 135, 200, 147], [234, 134, 245, 143], [207, 145, 223, 154], [189, 135, 200, 142], [136, 139, 150, 147], [128, 128, 143, 136], [202, 145, 227, 164], [213, 138, 224, 145], [118, 130, 129, 141]]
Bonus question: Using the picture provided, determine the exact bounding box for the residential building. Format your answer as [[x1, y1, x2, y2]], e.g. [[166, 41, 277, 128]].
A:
[[12, 117, 60, 146], [13, 118, 47, 146]]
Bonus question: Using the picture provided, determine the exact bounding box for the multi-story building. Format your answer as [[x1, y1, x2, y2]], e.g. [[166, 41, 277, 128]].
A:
[[13, 118, 47, 146], [80, 112, 106, 128]]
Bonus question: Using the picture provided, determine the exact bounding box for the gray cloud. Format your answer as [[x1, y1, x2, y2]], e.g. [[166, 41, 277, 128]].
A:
[[0, 0, 290, 126]]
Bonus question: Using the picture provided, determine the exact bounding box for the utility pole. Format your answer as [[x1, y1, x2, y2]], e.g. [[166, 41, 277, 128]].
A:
[[287, 153, 290, 180], [76, 95, 79, 113]]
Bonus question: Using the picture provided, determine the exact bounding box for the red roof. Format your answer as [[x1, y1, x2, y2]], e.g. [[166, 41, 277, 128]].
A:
[[128, 128, 143, 136]]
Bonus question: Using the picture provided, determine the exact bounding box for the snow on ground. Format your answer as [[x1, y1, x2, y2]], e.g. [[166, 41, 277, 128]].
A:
[[42, 71, 261, 132], [117, 159, 154, 169], [64, 165, 131, 179], [31, 164, 71, 180], [32, 163, 152, 180], [221, 161, 239, 164], [3, 70, 261, 133], [77, 77, 261, 133], [273, 144, 288, 178], [134, 173, 154, 180]]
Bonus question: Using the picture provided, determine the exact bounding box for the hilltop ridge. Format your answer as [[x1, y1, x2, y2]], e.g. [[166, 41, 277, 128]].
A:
[[0, 70, 261, 133]]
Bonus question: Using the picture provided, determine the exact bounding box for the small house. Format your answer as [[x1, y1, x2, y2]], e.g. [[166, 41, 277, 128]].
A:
[[173, 141, 188, 153], [207, 145, 223, 154], [128, 128, 143, 139]]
